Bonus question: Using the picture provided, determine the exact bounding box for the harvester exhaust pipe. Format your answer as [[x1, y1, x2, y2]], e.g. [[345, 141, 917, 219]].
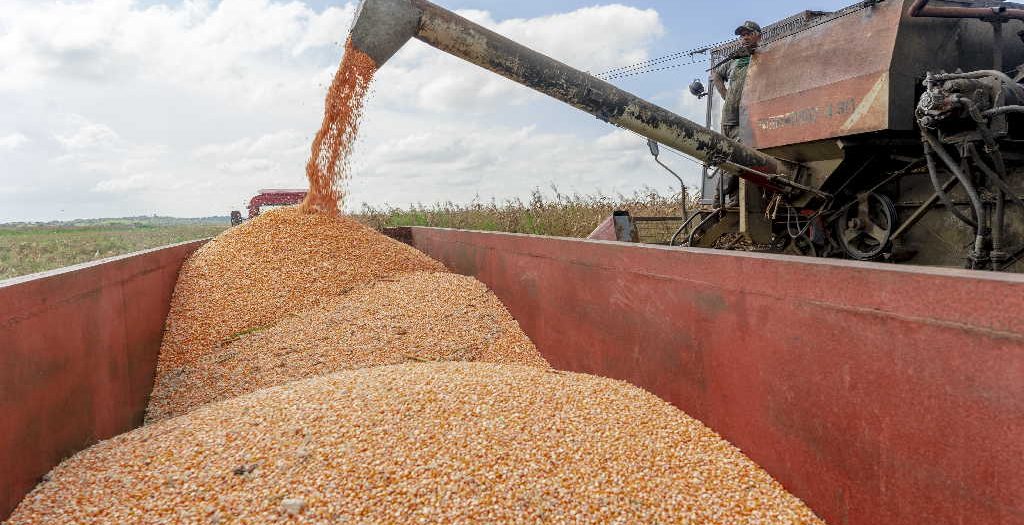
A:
[[349, 0, 800, 189]]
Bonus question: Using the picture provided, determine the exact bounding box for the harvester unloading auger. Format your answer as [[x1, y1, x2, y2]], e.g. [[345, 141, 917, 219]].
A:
[[349, 0, 814, 189], [349, 0, 1024, 272]]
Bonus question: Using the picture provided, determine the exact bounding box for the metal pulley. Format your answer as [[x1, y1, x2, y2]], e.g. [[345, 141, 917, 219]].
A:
[[836, 192, 897, 260]]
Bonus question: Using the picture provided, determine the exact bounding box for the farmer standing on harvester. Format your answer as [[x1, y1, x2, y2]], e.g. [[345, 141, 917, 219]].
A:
[[711, 20, 762, 207]]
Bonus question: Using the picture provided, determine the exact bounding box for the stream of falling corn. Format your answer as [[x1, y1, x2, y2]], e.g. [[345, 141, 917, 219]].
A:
[[301, 38, 378, 215]]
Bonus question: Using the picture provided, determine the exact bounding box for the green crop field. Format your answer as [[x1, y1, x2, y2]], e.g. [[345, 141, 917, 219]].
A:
[[0, 218, 229, 280], [357, 187, 690, 239], [2, 188, 691, 280]]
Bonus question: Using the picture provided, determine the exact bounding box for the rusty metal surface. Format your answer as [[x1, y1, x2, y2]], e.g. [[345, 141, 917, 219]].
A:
[[0, 240, 205, 520], [911, 0, 1024, 19], [742, 0, 903, 149], [408, 226, 1024, 525]]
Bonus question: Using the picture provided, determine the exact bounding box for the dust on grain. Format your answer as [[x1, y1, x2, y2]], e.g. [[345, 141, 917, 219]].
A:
[[155, 207, 445, 372], [12, 363, 825, 525], [147, 272, 549, 422]]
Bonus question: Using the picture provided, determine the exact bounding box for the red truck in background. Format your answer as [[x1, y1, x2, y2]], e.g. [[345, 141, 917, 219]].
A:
[[230, 189, 307, 225]]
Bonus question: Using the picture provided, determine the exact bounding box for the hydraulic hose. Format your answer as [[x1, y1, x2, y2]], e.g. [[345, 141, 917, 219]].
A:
[[968, 149, 1024, 269], [910, 0, 1024, 19], [956, 97, 1018, 266], [921, 134, 977, 228], [687, 209, 724, 247], [982, 105, 1024, 118], [931, 71, 1024, 101], [967, 144, 1024, 211], [921, 130, 988, 262], [922, 131, 986, 224], [669, 213, 704, 246]]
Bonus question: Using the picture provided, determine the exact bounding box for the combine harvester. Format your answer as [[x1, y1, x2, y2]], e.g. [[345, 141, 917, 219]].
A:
[[2, 1, 1022, 524], [613, 0, 1024, 269]]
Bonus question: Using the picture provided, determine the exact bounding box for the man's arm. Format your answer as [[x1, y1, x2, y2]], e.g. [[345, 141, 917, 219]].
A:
[[711, 69, 728, 100]]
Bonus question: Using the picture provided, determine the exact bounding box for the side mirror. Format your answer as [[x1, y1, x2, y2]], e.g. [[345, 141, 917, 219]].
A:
[[647, 138, 660, 157], [689, 78, 708, 99]]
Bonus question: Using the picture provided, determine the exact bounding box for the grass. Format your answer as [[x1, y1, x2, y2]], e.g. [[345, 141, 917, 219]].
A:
[[0, 221, 228, 280], [357, 186, 691, 239]]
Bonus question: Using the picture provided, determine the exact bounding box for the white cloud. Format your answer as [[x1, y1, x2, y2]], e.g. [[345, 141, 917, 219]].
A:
[[372, 4, 664, 113], [292, 5, 354, 56], [486, 5, 663, 71], [0, 0, 677, 222], [348, 123, 700, 209], [55, 116, 120, 150], [218, 157, 275, 174], [93, 173, 152, 193], [0, 0, 353, 106], [0, 133, 28, 150], [193, 130, 306, 159]]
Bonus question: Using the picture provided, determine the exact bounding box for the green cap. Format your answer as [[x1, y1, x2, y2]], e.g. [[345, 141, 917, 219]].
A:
[[735, 21, 762, 35]]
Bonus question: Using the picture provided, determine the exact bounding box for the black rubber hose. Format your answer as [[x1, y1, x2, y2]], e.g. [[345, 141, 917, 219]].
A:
[[922, 131, 986, 226], [958, 100, 1012, 264], [931, 71, 1024, 100], [964, 145, 1008, 260], [967, 144, 1024, 210], [669, 212, 703, 246], [995, 186, 1007, 258], [686, 209, 724, 247], [921, 134, 978, 228], [921, 131, 988, 262], [982, 105, 1024, 118], [970, 153, 1024, 270]]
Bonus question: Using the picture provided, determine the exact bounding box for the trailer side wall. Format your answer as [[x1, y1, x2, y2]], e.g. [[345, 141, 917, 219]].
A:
[[3, 231, 1023, 524], [0, 241, 204, 519], [406, 227, 1024, 525]]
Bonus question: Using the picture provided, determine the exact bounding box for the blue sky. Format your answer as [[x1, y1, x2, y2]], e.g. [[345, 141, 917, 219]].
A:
[[1, 0, 860, 221]]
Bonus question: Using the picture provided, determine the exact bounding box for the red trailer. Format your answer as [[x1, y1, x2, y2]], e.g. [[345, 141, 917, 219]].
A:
[[1, 230, 1022, 524]]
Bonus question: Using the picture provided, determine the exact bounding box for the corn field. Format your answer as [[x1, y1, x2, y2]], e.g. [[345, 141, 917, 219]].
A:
[[357, 186, 696, 238]]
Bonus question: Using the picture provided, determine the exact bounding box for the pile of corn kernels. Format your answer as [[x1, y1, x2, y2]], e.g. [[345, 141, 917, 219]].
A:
[[155, 207, 447, 372], [11, 363, 824, 524], [147, 271, 549, 422]]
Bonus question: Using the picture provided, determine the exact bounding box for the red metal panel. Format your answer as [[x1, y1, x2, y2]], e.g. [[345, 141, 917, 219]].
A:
[[247, 190, 307, 218], [587, 215, 617, 241], [408, 227, 1024, 525], [0, 241, 205, 520], [742, 0, 903, 149]]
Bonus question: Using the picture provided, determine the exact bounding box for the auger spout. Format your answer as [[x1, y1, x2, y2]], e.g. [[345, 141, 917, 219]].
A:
[[348, 0, 421, 66]]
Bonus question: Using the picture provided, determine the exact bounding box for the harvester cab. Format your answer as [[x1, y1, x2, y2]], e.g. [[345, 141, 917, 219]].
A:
[[349, 0, 1024, 272]]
